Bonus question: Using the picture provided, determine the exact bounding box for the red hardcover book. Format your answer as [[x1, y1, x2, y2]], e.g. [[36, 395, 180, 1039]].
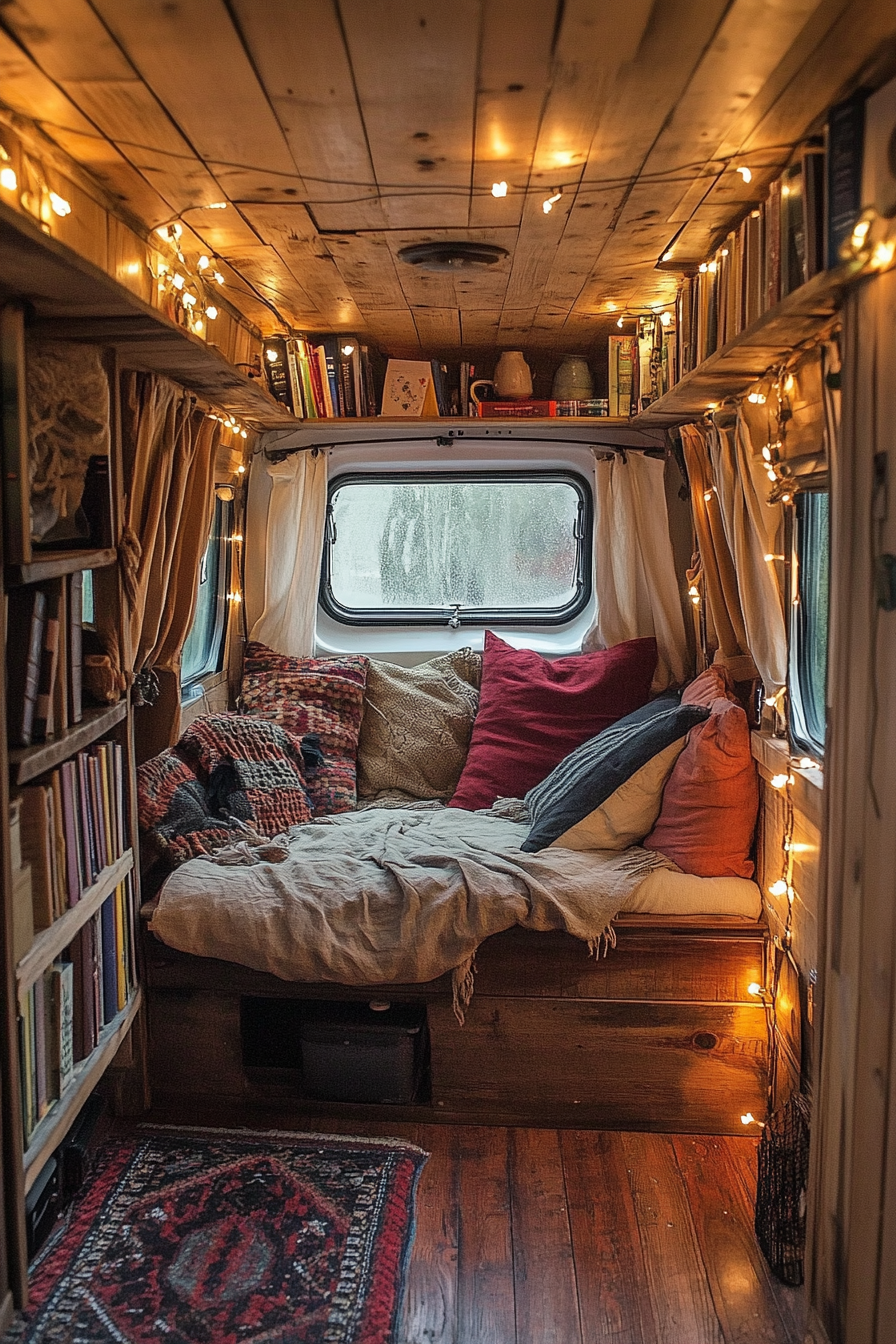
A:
[[479, 400, 557, 418]]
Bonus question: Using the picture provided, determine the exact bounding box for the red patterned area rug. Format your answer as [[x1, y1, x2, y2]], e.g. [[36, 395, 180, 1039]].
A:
[[7, 1126, 427, 1344]]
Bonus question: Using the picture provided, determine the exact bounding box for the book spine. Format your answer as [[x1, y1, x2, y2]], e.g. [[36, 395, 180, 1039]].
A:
[[100, 894, 118, 1026], [323, 340, 341, 413], [33, 973, 48, 1121], [59, 761, 83, 906], [6, 588, 47, 748], [338, 356, 356, 417], [68, 572, 83, 724], [115, 882, 128, 1011], [76, 753, 96, 886], [33, 586, 61, 742], [56, 961, 74, 1091], [19, 786, 54, 931]]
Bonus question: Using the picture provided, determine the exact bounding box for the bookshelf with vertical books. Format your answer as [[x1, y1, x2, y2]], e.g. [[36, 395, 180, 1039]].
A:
[[0, 301, 144, 1299]]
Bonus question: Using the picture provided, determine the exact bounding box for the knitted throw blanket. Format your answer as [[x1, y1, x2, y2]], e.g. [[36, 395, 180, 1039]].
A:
[[137, 714, 312, 872]]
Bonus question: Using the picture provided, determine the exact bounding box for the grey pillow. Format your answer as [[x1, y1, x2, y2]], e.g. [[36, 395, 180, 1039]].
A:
[[520, 697, 710, 852]]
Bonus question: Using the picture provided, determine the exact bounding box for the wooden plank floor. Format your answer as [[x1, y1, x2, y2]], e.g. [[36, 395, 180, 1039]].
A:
[[148, 1107, 805, 1344]]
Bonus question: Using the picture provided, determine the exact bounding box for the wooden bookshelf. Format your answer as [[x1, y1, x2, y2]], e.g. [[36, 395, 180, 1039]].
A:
[[0, 199, 294, 433], [632, 261, 865, 428], [23, 988, 142, 1195], [9, 701, 128, 787], [16, 851, 134, 1001], [5, 548, 117, 589]]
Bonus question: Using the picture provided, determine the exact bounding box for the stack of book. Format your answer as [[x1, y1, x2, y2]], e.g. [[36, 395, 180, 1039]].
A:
[[6, 573, 84, 749], [673, 96, 866, 381], [19, 885, 136, 1146], [15, 738, 129, 932], [264, 336, 377, 418]]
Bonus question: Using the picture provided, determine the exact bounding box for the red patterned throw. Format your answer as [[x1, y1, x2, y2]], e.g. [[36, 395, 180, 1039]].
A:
[[8, 1127, 426, 1344]]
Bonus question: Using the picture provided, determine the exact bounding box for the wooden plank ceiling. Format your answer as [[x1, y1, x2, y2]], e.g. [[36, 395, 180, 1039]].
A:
[[1, 0, 894, 358]]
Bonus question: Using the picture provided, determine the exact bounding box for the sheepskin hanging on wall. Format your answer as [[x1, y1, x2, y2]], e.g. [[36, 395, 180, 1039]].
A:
[[26, 339, 110, 546]]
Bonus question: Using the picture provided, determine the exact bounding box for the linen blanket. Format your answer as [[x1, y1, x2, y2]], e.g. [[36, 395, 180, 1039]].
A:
[[150, 807, 671, 1019]]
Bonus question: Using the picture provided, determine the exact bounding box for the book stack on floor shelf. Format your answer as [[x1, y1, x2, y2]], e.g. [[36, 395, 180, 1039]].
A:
[[1, 303, 145, 1304], [12, 736, 138, 1150]]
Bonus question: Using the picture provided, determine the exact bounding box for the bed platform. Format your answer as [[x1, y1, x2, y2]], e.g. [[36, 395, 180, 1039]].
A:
[[143, 913, 768, 1135]]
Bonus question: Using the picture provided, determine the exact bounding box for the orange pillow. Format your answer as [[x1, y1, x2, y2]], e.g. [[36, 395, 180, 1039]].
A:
[[682, 664, 739, 708], [642, 698, 758, 878]]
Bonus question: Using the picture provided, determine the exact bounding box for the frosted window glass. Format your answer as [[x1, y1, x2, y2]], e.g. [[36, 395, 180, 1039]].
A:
[[326, 476, 586, 619]]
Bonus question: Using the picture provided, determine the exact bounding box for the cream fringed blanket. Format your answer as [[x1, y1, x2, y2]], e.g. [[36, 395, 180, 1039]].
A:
[[150, 807, 671, 1020]]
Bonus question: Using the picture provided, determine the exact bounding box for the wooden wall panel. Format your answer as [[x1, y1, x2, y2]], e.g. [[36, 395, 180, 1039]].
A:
[[428, 997, 768, 1133]]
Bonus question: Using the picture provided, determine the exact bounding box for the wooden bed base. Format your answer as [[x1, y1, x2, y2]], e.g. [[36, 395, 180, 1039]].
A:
[[142, 913, 769, 1135]]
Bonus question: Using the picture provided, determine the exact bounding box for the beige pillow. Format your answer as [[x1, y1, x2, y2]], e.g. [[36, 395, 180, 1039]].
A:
[[357, 650, 481, 800], [550, 737, 686, 851]]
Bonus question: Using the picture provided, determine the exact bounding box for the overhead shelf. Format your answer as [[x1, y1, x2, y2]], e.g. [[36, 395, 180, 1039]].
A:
[[631, 260, 865, 428], [0, 199, 297, 432]]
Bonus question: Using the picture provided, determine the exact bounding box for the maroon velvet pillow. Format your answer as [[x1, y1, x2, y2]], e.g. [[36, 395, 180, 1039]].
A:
[[448, 632, 658, 811]]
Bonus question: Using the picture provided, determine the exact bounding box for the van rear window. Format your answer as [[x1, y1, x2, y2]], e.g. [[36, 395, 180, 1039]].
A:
[[320, 471, 591, 627]]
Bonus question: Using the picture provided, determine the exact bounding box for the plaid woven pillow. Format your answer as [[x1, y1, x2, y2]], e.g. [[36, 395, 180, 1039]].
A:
[[240, 643, 369, 815]]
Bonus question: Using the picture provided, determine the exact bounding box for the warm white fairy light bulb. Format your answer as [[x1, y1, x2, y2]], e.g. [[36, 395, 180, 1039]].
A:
[[491, 181, 508, 198], [0, 167, 17, 191], [543, 189, 562, 214], [769, 879, 789, 897], [660, 310, 672, 326], [737, 166, 753, 184], [197, 255, 210, 270], [49, 192, 71, 217], [205, 305, 218, 320]]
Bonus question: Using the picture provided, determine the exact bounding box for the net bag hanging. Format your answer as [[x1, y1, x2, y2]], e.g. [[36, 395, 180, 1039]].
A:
[[754, 1088, 811, 1285]]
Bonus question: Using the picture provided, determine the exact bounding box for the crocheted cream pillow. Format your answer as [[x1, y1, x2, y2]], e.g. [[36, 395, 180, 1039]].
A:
[[357, 649, 481, 801]]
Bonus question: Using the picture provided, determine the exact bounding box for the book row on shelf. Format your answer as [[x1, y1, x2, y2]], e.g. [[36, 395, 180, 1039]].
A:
[[6, 573, 85, 749], [18, 884, 137, 1148], [262, 334, 377, 419], [10, 738, 129, 961], [674, 92, 866, 379]]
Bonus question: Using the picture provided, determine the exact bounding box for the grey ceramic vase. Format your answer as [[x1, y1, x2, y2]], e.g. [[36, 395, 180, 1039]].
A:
[[552, 355, 594, 400]]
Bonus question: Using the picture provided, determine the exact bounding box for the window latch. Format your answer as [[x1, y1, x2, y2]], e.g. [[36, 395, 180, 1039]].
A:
[[448, 604, 461, 629]]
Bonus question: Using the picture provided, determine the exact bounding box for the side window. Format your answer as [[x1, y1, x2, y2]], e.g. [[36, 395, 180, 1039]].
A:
[[790, 491, 829, 757], [181, 495, 234, 693], [320, 471, 592, 626]]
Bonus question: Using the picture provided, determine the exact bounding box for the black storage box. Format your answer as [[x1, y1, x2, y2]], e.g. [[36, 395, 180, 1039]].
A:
[[26, 1156, 59, 1260], [298, 1001, 427, 1104]]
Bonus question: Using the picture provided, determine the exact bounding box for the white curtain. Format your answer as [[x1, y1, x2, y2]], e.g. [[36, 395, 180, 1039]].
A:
[[585, 451, 689, 691], [248, 450, 328, 656], [708, 413, 788, 696]]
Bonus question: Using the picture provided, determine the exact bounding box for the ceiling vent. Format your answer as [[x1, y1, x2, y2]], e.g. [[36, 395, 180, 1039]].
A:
[[397, 241, 509, 271]]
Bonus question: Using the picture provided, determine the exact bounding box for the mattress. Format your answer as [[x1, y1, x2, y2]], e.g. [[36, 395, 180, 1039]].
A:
[[620, 867, 762, 918]]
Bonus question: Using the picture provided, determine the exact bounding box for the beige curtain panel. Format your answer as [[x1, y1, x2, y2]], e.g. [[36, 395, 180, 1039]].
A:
[[584, 450, 689, 692], [94, 371, 219, 757], [248, 449, 328, 658], [679, 423, 755, 678]]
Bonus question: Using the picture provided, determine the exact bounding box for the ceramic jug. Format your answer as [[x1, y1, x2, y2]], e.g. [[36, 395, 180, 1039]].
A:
[[552, 355, 594, 400], [493, 350, 533, 399]]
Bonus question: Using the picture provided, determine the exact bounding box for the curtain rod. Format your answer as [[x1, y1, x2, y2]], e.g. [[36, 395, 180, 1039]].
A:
[[264, 433, 657, 462]]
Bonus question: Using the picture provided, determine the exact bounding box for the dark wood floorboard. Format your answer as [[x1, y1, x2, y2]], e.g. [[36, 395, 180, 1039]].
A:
[[672, 1136, 794, 1344], [561, 1130, 659, 1343], [145, 1104, 804, 1344], [454, 1126, 516, 1344], [509, 1127, 583, 1344]]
